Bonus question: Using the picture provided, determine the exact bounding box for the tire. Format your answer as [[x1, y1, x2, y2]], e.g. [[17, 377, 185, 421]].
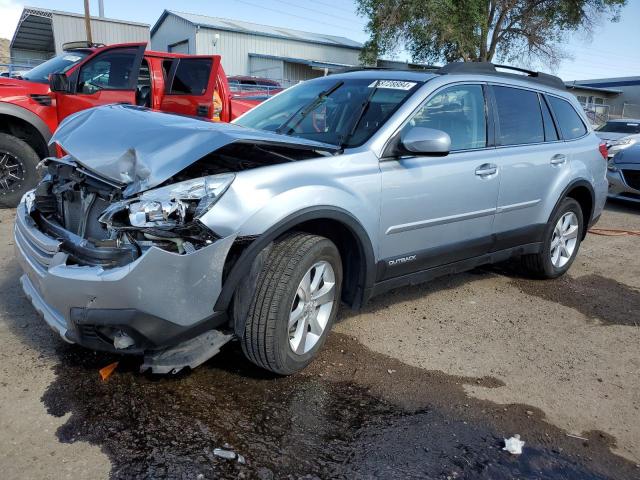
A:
[[521, 197, 584, 279], [241, 232, 343, 375], [0, 133, 41, 208]]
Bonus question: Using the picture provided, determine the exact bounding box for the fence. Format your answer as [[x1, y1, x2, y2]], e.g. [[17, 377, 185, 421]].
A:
[[580, 102, 640, 127], [580, 103, 610, 126], [0, 57, 46, 76]]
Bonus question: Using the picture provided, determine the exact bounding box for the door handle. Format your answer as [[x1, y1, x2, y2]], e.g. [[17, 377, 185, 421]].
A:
[[475, 163, 497, 177], [550, 154, 567, 165]]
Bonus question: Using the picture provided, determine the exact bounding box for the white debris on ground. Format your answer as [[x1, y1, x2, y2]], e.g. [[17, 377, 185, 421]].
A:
[[213, 448, 236, 460], [213, 447, 247, 464], [503, 434, 525, 455]]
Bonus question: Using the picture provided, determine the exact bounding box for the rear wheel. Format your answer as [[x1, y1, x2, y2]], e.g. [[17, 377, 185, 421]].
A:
[[0, 133, 40, 208], [521, 197, 583, 278], [241, 232, 343, 375]]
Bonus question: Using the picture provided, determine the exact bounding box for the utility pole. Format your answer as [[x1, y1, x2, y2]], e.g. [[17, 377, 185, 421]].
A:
[[84, 0, 93, 44]]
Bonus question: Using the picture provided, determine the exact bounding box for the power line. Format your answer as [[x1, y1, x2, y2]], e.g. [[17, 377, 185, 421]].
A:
[[312, 0, 363, 16], [234, 0, 364, 32], [271, 0, 366, 28]]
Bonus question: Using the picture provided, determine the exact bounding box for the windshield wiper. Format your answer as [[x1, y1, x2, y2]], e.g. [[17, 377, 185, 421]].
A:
[[339, 80, 379, 149], [275, 80, 344, 136]]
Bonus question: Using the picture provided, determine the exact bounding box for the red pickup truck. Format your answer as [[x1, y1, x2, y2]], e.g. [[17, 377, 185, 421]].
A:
[[0, 42, 263, 206]]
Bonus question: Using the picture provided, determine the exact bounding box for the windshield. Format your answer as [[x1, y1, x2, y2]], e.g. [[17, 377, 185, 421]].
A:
[[234, 77, 422, 147], [21, 51, 90, 84], [596, 121, 640, 134]]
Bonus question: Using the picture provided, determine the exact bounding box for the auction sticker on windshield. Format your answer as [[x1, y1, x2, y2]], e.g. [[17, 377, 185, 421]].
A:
[[370, 80, 417, 90]]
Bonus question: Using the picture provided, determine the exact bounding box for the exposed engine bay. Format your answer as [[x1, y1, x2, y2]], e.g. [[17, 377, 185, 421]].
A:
[[31, 142, 325, 266]]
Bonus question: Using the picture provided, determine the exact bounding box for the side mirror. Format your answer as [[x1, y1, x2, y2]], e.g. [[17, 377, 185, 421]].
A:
[[400, 127, 451, 156], [49, 73, 71, 93]]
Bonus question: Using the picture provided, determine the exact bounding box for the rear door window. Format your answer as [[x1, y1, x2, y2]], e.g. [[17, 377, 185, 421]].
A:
[[493, 86, 544, 146], [166, 58, 213, 95], [547, 96, 588, 140]]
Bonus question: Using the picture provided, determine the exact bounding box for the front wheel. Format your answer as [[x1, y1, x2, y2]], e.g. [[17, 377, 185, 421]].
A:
[[241, 232, 343, 375], [0, 133, 41, 208], [521, 197, 584, 278]]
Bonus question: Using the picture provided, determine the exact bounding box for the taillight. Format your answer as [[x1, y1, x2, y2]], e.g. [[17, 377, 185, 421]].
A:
[[599, 142, 608, 160]]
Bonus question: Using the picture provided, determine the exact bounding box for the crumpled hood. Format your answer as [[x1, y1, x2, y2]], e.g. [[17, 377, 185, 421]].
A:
[[51, 104, 339, 196]]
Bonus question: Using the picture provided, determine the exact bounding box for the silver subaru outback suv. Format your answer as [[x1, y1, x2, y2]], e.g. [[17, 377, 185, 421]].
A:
[[15, 62, 607, 374]]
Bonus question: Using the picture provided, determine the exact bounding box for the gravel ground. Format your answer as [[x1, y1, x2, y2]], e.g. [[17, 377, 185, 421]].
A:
[[0, 201, 638, 479]]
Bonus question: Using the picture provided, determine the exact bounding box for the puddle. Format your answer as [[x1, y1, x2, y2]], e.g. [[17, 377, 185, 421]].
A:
[[510, 274, 640, 326], [41, 334, 637, 479]]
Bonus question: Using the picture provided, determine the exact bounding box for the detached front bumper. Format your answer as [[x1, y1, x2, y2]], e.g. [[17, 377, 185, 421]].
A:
[[14, 201, 236, 353]]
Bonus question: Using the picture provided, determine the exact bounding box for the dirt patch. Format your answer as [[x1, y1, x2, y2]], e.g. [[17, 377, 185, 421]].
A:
[[41, 334, 637, 480], [510, 274, 640, 326]]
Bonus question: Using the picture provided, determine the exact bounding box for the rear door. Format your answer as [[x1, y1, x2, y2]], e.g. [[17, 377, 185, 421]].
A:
[[489, 84, 566, 248], [55, 45, 145, 122], [159, 56, 221, 119]]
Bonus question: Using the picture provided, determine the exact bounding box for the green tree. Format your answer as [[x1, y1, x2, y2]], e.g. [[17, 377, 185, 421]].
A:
[[356, 0, 627, 67]]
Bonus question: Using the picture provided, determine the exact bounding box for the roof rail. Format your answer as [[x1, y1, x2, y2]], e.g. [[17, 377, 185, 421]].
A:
[[332, 65, 439, 74], [437, 62, 565, 90]]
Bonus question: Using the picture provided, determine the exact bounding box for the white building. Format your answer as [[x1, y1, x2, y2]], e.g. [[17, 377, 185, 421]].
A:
[[151, 10, 363, 86], [9, 6, 150, 66]]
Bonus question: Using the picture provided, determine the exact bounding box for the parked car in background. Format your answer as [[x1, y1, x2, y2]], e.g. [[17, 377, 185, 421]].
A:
[[15, 63, 607, 375], [0, 42, 264, 207], [0, 69, 30, 78], [595, 118, 640, 158], [607, 143, 640, 203], [228, 75, 283, 96]]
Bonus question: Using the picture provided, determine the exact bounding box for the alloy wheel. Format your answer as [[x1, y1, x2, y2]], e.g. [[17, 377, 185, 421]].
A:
[[550, 211, 579, 268], [288, 260, 336, 355], [0, 152, 25, 195]]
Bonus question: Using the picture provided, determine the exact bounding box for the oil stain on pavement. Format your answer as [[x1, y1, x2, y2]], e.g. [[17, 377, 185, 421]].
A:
[[41, 334, 638, 479]]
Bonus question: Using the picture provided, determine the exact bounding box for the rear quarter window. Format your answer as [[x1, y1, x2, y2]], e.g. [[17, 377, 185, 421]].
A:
[[547, 96, 587, 140]]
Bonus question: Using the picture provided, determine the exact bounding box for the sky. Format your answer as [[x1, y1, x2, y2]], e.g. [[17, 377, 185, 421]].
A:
[[0, 0, 638, 81]]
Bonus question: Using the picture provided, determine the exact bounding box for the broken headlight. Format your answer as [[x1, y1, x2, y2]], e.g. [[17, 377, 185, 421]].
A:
[[128, 173, 235, 227]]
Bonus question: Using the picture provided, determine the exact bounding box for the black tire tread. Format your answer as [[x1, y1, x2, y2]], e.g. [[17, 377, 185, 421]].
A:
[[520, 197, 583, 279], [241, 232, 326, 373]]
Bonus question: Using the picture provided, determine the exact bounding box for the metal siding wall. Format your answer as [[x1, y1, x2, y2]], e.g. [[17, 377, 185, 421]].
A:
[[51, 14, 149, 53], [248, 56, 284, 80], [194, 27, 360, 76], [283, 61, 323, 86], [150, 14, 196, 53]]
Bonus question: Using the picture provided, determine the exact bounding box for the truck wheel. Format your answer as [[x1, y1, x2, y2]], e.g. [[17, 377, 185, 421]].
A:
[[0, 133, 40, 208], [241, 232, 343, 375], [521, 198, 583, 279]]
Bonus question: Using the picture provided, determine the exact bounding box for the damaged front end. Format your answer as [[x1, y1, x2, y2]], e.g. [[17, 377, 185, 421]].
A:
[[16, 104, 339, 373], [33, 157, 232, 264], [16, 156, 242, 373]]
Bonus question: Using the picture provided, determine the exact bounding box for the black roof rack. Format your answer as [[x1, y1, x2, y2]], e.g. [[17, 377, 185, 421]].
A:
[[332, 65, 439, 74], [437, 62, 565, 90]]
